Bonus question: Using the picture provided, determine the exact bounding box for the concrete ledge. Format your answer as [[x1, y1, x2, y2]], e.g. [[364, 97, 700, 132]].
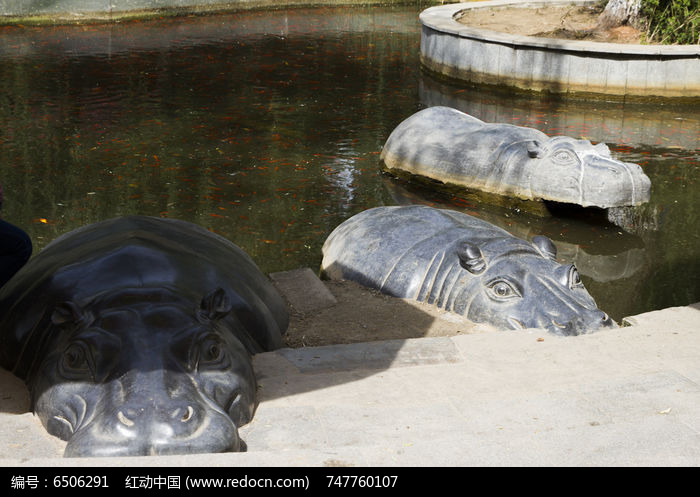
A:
[[270, 268, 338, 315], [419, 1, 700, 99], [2, 302, 699, 466]]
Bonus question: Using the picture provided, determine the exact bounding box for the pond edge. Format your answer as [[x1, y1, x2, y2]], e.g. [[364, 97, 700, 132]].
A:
[[0, 0, 421, 25], [419, 0, 700, 99]]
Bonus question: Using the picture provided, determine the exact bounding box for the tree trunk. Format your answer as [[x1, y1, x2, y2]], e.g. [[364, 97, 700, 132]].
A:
[[597, 0, 643, 29]]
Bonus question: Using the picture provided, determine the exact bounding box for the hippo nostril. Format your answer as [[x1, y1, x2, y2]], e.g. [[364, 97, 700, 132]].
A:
[[507, 317, 526, 330], [170, 405, 195, 423], [180, 405, 194, 423], [551, 319, 568, 329], [117, 410, 135, 427]]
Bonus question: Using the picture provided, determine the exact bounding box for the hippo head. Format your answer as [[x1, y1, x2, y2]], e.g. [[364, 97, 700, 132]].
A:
[[450, 236, 616, 335], [29, 287, 256, 457], [519, 136, 651, 208]]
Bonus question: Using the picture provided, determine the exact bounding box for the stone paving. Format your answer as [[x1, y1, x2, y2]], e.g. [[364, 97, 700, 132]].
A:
[[1, 269, 698, 466]]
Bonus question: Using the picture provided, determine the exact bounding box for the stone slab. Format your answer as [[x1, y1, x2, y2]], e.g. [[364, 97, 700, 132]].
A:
[[269, 268, 338, 315], [1, 302, 699, 466]]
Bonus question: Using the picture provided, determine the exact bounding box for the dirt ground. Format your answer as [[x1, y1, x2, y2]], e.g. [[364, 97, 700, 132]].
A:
[[282, 278, 501, 349], [456, 4, 644, 43]]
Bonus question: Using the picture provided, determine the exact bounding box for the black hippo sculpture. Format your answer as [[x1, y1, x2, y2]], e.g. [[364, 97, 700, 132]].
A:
[[321, 205, 616, 335], [0, 216, 288, 457], [380, 106, 651, 209]]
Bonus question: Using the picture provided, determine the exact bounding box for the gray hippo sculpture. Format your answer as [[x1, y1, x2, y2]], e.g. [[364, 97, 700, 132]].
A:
[[380, 106, 651, 209], [321, 205, 616, 335], [0, 216, 288, 457]]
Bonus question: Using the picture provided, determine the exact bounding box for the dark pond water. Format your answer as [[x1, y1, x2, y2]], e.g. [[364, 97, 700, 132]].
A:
[[0, 5, 698, 322]]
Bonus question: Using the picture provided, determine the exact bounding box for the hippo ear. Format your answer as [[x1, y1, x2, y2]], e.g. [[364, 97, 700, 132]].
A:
[[526, 140, 544, 158], [594, 142, 611, 156], [200, 288, 232, 321], [456, 241, 486, 275], [51, 301, 91, 327], [532, 235, 557, 260]]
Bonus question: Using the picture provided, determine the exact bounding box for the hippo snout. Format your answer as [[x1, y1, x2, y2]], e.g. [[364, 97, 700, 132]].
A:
[[545, 308, 617, 336], [61, 370, 243, 458], [580, 156, 651, 207]]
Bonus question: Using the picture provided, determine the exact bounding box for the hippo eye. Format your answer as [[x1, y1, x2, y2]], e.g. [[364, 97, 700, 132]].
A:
[[568, 265, 584, 289], [203, 342, 223, 363], [486, 279, 521, 301], [59, 342, 94, 381], [552, 150, 576, 164], [195, 335, 230, 371]]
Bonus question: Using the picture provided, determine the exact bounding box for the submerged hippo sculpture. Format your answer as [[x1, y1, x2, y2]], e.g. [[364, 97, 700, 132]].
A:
[[0, 216, 288, 457], [380, 106, 651, 209], [321, 205, 616, 335]]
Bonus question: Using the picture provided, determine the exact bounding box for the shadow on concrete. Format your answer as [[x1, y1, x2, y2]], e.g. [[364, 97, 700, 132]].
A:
[[0, 265, 465, 458], [0, 367, 31, 414], [0, 2, 695, 462]]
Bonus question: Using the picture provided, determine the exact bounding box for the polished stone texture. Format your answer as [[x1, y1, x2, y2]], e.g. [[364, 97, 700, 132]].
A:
[[0, 216, 288, 457], [322, 205, 616, 335], [381, 106, 651, 208]]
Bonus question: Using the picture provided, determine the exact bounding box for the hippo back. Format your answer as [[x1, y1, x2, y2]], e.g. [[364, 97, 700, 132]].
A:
[[0, 216, 288, 380], [380, 106, 548, 199], [380, 106, 651, 208], [322, 205, 509, 305]]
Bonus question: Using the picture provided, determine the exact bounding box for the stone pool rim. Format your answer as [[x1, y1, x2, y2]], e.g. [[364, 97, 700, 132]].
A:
[[419, 0, 700, 99], [0, 0, 418, 25]]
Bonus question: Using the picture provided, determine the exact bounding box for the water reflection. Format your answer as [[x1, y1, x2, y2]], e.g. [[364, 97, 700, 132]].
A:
[[0, 5, 697, 322], [420, 73, 699, 150], [383, 176, 646, 281], [416, 61, 699, 320]]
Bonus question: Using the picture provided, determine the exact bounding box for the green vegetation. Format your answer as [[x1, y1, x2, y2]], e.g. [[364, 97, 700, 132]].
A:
[[641, 0, 699, 44]]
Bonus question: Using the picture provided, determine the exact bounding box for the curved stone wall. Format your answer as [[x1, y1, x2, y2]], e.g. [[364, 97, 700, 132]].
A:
[[0, 0, 406, 23], [419, 1, 700, 99]]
